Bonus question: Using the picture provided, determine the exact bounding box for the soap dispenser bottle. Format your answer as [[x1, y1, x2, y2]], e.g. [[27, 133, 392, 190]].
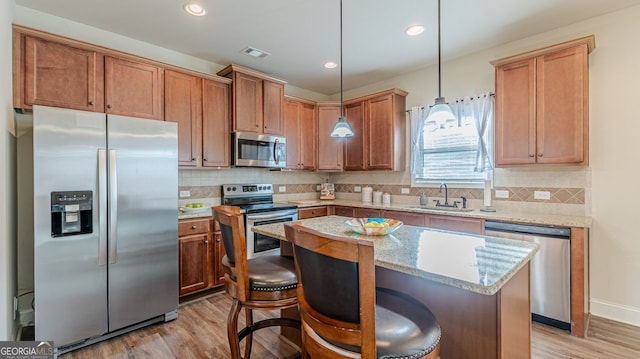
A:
[[420, 192, 427, 206]]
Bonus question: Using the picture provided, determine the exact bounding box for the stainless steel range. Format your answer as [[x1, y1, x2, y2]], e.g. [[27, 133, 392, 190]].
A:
[[222, 183, 298, 258]]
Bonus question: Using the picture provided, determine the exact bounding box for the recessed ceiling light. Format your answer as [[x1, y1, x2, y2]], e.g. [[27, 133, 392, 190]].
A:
[[184, 3, 206, 16], [405, 25, 424, 36], [324, 62, 337, 69]]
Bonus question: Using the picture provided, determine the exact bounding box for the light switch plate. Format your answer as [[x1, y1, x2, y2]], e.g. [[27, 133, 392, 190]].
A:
[[354, 186, 362, 192], [279, 186, 286, 193], [495, 190, 509, 199], [534, 191, 551, 200], [401, 188, 410, 194], [179, 190, 190, 198]]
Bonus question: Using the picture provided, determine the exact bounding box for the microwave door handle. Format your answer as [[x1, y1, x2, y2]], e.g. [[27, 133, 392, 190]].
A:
[[273, 139, 280, 164]]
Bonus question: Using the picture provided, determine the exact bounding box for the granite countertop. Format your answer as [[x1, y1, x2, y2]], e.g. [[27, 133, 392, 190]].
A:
[[253, 215, 539, 296], [178, 208, 213, 220], [286, 199, 591, 228]]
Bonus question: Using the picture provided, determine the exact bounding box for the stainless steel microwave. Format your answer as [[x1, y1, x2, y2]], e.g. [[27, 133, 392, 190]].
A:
[[232, 132, 286, 168]]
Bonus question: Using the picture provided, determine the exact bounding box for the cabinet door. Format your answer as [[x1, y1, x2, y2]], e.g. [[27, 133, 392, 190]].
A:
[[233, 72, 262, 132], [343, 102, 366, 170], [179, 233, 210, 296], [367, 94, 394, 170], [284, 99, 301, 169], [317, 106, 343, 170], [300, 103, 317, 170], [23, 36, 104, 112], [105, 56, 163, 120], [382, 210, 426, 226], [263, 81, 284, 135], [427, 215, 484, 234], [536, 45, 587, 164], [214, 231, 226, 286], [202, 79, 231, 168], [354, 208, 381, 218], [165, 70, 201, 167], [495, 58, 536, 165]]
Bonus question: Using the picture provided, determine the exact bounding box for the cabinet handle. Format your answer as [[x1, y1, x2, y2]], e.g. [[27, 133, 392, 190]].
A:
[[205, 239, 209, 244], [529, 154, 535, 158], [203, 158, 207, 162], [255, 124, 259, 128], [107, 104, 112, 109], [89, 101, 94, 106], [216, 238, 221, 242], [192, 158, 196, 161], [538, 153, 543, 157], [191, 225, 197, 229]]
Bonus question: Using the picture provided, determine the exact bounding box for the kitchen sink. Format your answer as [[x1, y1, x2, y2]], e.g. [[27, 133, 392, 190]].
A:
[[407, 206, 474, 212]]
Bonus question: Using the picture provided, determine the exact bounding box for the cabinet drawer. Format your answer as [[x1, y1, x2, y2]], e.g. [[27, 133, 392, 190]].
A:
[[354, 208, 381, 218], [179, 218, 211, 236], [298, 206, 328, 219], [382, 210, 426, 226], [427, 215, 484, 235], [333, 206, 354, 217]]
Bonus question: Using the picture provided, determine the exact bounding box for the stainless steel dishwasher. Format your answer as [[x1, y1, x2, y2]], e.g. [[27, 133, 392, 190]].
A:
[[485, 221, 571, 331]]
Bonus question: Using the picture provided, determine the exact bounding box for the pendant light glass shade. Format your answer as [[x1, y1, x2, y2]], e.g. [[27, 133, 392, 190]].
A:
[[426, 0, 454, 124], [329, 0, 354, 138], [330, 116, 353, 137]]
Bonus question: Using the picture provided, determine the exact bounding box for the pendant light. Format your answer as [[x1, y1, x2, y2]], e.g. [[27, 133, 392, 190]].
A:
[[426, 0, 455, 124], [330, 0, 354, 138]]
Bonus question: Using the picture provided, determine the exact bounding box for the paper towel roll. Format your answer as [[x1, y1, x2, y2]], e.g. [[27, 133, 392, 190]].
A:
[[483, 180, 492, 207]]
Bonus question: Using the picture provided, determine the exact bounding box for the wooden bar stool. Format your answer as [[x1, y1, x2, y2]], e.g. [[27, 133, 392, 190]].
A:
[[284, 222, 441, 359], [213, 205, 300, 359]]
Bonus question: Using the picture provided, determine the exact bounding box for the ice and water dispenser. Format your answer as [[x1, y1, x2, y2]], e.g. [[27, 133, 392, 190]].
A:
[[51, 191, 93, 237]]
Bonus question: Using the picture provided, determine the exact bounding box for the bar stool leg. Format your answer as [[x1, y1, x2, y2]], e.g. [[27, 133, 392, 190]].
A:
[[243, 308, 254, 359], [228, 298, 243, 359]]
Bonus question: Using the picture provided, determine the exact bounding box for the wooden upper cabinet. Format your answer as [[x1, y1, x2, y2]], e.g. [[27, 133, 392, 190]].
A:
[[284, 97, 316, 170], [263, 80, 285, 135], [17, 34, 104, 112], [343, 101, 366, 170], [218, 64, 286, 135], [492, 36, 593, 167], [317, 104, 343, 171], [165, 70, 201, 166], [343, 89, 407, 171], [105, 56, 164, 120], [202, 79, 231, 168]]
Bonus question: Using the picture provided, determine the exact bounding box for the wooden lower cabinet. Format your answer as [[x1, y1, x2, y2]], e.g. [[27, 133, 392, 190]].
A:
[[354, 208, 381, 218], [332, 206, 354, 217], [426, 215, 484, 234], [179, 217, 224, 297], [298, 206, 328, 219], [382, 210, 426, 226]]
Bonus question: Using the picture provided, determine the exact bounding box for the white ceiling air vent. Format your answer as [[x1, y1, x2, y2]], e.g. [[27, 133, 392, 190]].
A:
[[241, 46, 271, 59]]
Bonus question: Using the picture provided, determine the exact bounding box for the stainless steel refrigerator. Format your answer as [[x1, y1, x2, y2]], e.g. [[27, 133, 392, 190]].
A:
[[18, 105, 179, 354]]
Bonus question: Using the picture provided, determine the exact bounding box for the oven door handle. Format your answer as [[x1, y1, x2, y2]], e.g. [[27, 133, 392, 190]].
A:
[[247, 211, 297, 221], [273, 138, 281, 165]]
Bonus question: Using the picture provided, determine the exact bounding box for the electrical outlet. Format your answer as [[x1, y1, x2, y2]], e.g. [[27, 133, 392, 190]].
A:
[[179, 190, 190, 198], [279, 186, 286, 193], [401, 188, 410, 194], [354, 186, 361, 193], [316, 185, 321, 191], [495, 190, 509, 199], [534, 191, 551, 200]]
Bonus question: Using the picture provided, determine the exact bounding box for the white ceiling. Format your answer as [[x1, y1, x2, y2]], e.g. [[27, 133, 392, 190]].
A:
[[15, 0, 640, 95]]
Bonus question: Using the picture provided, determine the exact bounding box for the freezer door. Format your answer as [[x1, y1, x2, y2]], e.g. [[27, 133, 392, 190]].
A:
[[106, 115, 178, 331], [32, 106, 108, 345]]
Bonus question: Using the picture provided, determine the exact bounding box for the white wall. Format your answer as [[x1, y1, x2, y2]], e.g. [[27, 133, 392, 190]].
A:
[[1, 0, 16, 340], [338, 6, 640, 325]]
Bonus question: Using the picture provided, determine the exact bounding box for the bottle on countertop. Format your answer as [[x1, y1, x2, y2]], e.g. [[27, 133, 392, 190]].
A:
[[420, 192, 427, 206]]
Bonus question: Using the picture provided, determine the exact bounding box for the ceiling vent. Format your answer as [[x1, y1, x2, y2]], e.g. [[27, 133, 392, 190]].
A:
[[241, 46, 271, 59]]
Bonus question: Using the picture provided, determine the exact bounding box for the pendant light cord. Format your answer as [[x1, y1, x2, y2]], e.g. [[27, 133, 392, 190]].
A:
[[340, 0, 344, 118], [437, 0, 442, 98]]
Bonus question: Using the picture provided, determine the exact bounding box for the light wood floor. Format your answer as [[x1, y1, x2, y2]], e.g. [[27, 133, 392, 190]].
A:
[[62, 291, 640, 359]]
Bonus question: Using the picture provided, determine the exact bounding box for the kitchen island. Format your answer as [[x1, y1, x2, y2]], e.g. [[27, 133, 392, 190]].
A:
[[253, 215, 539, 359]]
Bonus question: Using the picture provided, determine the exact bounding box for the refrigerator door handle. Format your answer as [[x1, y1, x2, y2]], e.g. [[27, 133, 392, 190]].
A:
[[98, 149, 108, 266], [108, 149, 118, 264]]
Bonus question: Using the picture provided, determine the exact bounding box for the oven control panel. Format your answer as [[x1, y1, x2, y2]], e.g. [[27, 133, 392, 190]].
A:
[[223, 183, 273, 198]]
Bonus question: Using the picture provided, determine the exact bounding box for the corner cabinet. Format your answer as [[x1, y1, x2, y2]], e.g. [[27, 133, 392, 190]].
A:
[[492, 36, 594, 167], [343, 89, 407, 171], [317, 104, 344, 171], [284, 97, 317, 170], [165, 70, 231, 168], [217, 64, 286, 135]]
